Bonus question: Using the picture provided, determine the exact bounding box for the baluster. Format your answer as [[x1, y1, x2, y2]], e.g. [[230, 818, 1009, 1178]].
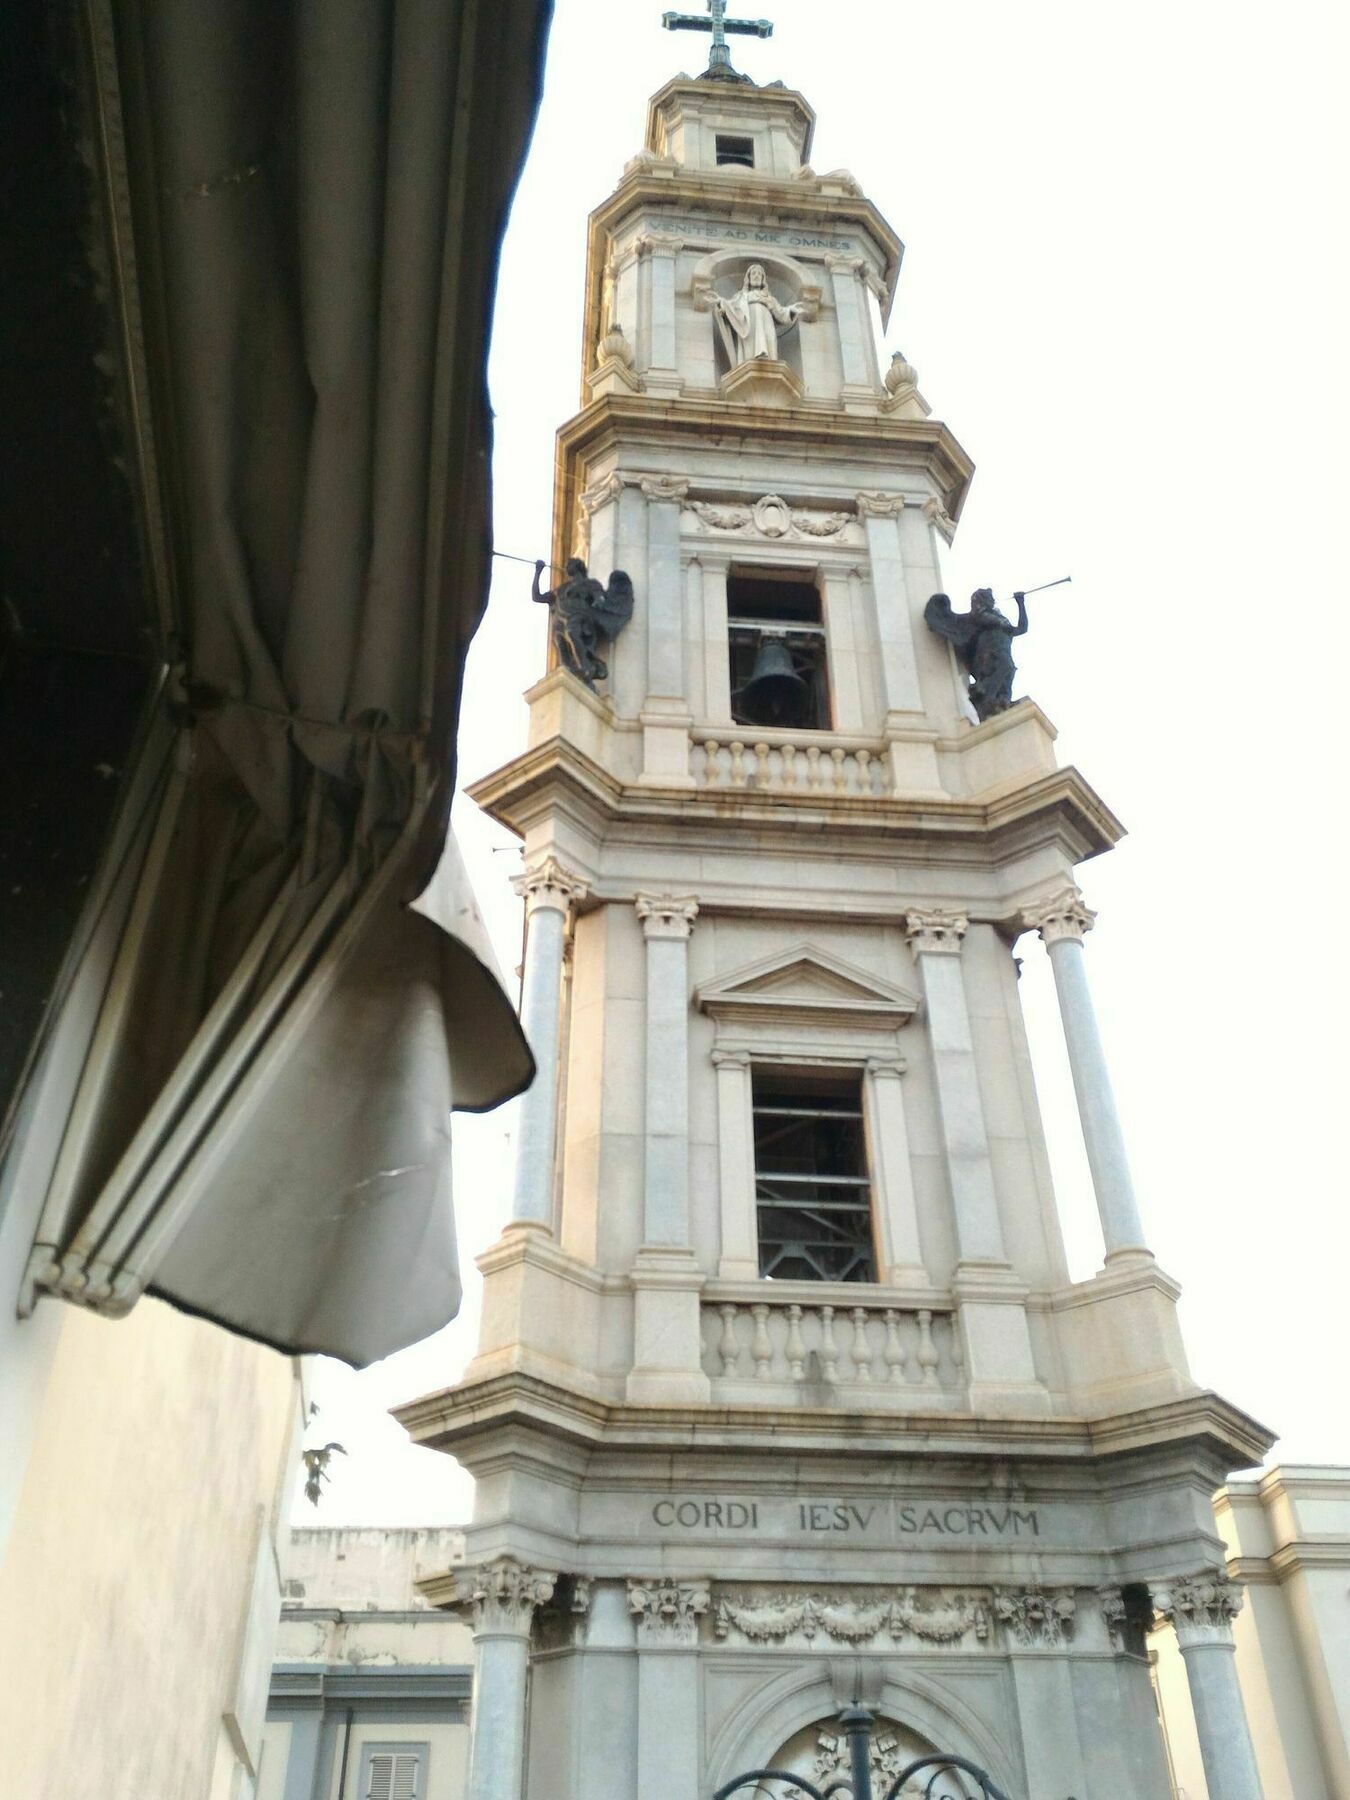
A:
[[916, 1308, 940, 1385], [849, 1306, 872, 1382], [751, 1302, 773, 1378], [883, 1309, 907, 1385], [753, 741, 770, 787], [785, 1304, 806, 1380], [830, 746, 847, 791], [730, 740, 747, 785], [856, 748, 872, 796], [807, 744, 823, 789], [718, 1303, 740, 1377], [703, 739, 720, 786], [780, 743, 797, 789], [819, 1305, 839, 1382], [949, 1312, 965, 1381]]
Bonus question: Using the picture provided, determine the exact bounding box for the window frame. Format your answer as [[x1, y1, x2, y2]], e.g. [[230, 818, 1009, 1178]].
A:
[[714, 133, 756, 169], [357, 1740, 429, 1800], [751, 1065, 878, 1284], [726, 566, 833, 733]]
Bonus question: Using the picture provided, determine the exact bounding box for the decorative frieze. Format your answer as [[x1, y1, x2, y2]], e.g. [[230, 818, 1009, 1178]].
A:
[[635, 892, 699, 939], [627, 1578, 710, 1646], [713, 1586, 989, 1647], [994, 1584, 1077, 1647], [578, 472, 626, 515], [456, 1557, 557, 1636], [1022, 883, 1097, 946], [1152, 1570, 1244, 1647], [904, 908, 969, 956], [687, 492, 851, 540]]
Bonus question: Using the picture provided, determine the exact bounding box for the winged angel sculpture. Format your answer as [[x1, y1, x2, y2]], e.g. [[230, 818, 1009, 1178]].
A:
[[924, 587, 1029, 721], [532, 557, 635, 688]]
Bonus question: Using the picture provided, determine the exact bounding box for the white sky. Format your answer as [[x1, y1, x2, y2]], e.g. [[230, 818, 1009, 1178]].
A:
[[304, 0, 1350, 1524]]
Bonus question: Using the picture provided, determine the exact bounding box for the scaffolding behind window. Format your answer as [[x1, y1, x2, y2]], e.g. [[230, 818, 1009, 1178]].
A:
[[753, 1068, 875, 1282], [715, 134, 755, 169]]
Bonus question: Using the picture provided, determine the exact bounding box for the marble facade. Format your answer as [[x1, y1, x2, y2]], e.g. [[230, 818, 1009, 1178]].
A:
[[396, 70, 1277, 1800]]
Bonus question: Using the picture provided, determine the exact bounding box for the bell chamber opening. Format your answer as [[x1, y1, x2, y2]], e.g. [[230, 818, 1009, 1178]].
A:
[[727, 565, 831, 731]]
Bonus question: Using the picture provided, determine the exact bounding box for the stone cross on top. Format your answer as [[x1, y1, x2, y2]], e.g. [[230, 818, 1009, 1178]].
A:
[[662, 0, 773, 78]]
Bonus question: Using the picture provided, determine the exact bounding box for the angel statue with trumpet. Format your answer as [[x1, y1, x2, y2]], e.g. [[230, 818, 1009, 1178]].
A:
[[532, 557, 636, 689]]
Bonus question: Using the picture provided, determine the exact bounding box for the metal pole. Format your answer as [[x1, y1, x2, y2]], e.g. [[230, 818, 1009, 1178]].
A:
[[840, 1705, 875, 1800]]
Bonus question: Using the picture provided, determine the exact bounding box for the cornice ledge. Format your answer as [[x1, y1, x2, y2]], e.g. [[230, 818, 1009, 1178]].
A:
[[1082, 1391, 1276, 1467], [1048, 1259, 1182, 1312], [476, 1230, 610, 1294]]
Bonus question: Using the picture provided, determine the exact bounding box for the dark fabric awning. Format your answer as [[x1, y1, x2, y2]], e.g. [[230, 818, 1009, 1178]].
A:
[[2, 0, 549, 1365]]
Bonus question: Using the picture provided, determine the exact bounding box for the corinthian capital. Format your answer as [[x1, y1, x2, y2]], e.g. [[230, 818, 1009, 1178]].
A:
[[1152, 1570, 1244, 1647], [855, 490, 906, 520], [905, 908, 969, 956], [456, 1557, 557, 1636], [636, 893, 699, 939], [1022, 884, 1096, 946], [994, 1585, 1077, 1648], [512, 857, 589, 918], [627, 1578, 710, 1646]]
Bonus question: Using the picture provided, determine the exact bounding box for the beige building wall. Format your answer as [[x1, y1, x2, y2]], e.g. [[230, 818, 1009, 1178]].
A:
[[0, 1297, 302, 1800], [1152, 1466, 1350, 1800]]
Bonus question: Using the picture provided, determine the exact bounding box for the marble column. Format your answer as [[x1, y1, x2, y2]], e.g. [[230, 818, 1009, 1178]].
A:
[[459, 1558, 556, 1800], [904, 910, 1004, 1265], [508, 859, 588, 1231], [1154, 1572, 1264, 1800], [629, 1580, 709, 1800], [638, 476, 693, 785], [1022, 884, 1149, 1259], [862, 1056, 927, 1286], [635, 894, 698, 1247], [856, 491, 923, 718]]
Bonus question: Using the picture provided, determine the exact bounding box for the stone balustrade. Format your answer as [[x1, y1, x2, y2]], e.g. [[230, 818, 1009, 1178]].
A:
[[700, 1290, 962, 1396], [693, 732, 891, 798]]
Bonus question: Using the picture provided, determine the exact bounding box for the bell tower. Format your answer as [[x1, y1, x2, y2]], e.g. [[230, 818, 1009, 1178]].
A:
[[398, 46, 1274, 1800]]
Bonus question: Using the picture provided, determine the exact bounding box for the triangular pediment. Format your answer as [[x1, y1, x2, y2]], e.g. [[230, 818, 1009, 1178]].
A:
[[695, 944, 919, 1031]]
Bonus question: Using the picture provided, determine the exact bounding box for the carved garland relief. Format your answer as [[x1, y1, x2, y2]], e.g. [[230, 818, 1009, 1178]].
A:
[[687, 492, 853, 541]]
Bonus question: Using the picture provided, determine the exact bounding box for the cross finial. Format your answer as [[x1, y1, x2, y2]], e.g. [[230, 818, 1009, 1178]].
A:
[[662, 1, 773, 81]]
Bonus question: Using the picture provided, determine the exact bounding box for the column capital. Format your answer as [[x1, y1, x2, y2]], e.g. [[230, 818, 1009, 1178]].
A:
[[636, 893, 699, 939], [824, 251, 866, 275], [627, 1578, 710, 1647], [711, 1047, 752, 1071], [994, 1584, 1077, 1648], [511, 856, 589, 918], [634, 231, 684, 258], [455, 1556, 557, 1638], [1022, 883, 1097, 946], [864, 1054, 907, 1080], [921, 495, 958, 544], [855, 489, 906, 519], [578, 473, 625, 515], [905, 907, 969, 956], [1152, 1569, 1244, 1647], [638, 474, 690, 504]]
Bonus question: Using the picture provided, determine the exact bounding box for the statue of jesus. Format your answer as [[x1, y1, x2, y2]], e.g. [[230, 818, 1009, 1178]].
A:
[[712, 262, 804, 366]]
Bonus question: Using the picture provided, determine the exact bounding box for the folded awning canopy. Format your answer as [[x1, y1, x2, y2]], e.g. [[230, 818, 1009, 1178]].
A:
[[1, 0, 549, 1365]]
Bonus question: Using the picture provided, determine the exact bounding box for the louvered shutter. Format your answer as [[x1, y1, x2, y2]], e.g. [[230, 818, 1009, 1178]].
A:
[[364, 1749, 421, 1800]]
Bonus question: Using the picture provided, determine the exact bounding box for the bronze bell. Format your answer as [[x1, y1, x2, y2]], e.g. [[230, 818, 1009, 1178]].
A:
[[735, 634, 811, 728]]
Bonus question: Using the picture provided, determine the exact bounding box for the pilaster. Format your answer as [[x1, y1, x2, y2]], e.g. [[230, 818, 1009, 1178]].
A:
[[905, 909, 1045, 1413], [861, 1056, 928, 1287], [636, 233, 684, 395], [457, 1558, 558, 1800], [628, 1580, 709, 1800], [630, 894, 708, 1403], [857, 491, 924, 724], [638, 475, 694, 786]]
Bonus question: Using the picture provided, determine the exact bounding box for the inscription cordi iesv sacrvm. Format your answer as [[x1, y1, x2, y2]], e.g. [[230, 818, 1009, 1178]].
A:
[[649, 1497, 1041, 1538]]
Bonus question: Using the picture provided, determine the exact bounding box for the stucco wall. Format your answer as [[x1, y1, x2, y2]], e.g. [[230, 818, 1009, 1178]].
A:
[[0, 1297, 301, 1800]]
